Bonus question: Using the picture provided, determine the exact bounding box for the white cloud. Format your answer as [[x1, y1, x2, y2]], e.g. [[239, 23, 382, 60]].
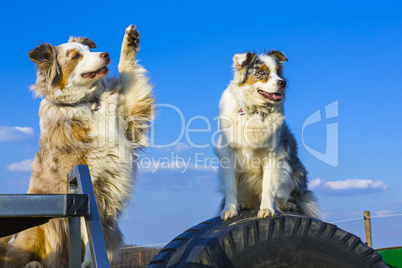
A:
[[310, 178, 387, 194], [14, 127, 34, 135], [0, 126, 34, 142], [174, 142, 192, 153], [309, 178, 323, 188], [7, 159, 33, 172], [373, 210, 393, 216], [325, 179, 386, 191]]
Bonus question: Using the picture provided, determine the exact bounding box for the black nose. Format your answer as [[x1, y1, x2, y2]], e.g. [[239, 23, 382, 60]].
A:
[[277, 80, 287, 87], [100, 52, 109, 59]]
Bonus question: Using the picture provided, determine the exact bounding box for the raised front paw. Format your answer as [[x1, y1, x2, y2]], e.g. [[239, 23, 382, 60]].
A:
[[221, 207, 238, 220], [119, 24, 141, 67], [258, 208, 275, 218], [125, 24, 140, 49]]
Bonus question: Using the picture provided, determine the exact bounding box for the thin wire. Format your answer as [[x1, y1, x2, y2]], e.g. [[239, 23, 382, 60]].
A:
[[330, 217, 363, 224], [330, 213, 402, 224], [372, 231, 402, 236], [124, 243, 167, 248], [368, 213, 402, 219]]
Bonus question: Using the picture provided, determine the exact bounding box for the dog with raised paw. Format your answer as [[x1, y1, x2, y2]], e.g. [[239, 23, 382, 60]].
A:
[[1, 25, 154, 267], [216, 51, 320, 221]]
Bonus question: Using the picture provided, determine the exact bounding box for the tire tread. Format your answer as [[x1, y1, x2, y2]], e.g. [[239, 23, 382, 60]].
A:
[[148, 212, 388, 267]]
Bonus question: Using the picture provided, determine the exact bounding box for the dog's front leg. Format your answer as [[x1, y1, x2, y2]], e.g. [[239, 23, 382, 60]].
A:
[[118, 25, 154, 145], [221, 154, 238, 220], [118, 24, 140, 74], [118, 24, 141, 94], [259, 156, 278, 218]]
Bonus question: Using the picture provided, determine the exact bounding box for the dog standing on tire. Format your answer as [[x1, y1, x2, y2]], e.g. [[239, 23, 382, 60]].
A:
[[216, 51, 320, 220], [1, 25, 154, 267]]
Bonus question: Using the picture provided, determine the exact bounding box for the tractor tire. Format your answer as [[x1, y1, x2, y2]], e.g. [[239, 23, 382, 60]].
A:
[[148, 210, 388, 268]]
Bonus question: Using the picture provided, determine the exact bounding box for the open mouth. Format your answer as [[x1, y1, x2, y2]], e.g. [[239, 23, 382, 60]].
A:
[[81, 66, 109, 79], [257, 89, 283, 102]]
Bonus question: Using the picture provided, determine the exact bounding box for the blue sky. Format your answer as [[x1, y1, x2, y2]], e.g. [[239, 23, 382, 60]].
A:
[[1, 0, 402, 249]]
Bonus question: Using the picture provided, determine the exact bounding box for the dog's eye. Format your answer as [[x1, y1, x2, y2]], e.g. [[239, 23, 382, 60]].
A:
[[258, 70, 266, 75], [72, 53, 80, 60]]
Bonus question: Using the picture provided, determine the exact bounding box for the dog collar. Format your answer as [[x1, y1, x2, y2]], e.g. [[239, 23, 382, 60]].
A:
[[48, 99, 102, 110], [89, 81, 107, 111], [238, 107, 268, 121], [90, 101, 102, 111]]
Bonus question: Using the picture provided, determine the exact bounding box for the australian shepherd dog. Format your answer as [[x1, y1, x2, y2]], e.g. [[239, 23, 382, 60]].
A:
[[1, 25, 154, 267], [216, 51, 320, 220]]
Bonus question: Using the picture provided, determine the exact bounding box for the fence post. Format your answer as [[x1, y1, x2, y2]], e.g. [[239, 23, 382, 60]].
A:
[[364, 211, 372, 247]]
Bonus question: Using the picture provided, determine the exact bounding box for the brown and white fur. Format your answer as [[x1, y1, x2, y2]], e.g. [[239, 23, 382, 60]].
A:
[[0, 25, 154, 267], [216, 51, 320, 220]]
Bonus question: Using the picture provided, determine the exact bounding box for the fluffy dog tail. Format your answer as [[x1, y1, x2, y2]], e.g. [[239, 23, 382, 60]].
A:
[[299, 190, 321, 219]]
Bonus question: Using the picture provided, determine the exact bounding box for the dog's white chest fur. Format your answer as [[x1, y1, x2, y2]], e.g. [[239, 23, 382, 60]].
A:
[[219, 89, 284, 149]]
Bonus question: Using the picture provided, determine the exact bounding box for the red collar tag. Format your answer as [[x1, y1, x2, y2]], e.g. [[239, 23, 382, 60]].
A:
[[90, 101, 102, 111]]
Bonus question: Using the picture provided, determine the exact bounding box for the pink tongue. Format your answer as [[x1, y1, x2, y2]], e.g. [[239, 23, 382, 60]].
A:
[[82, 72, 97, 78], [270, 93, 282, 100]]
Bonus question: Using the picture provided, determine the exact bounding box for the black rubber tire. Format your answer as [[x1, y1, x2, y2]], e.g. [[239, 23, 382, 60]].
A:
[[148, 210, 388, 268]]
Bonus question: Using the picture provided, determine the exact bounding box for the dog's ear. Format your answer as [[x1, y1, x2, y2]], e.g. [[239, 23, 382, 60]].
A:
[[68, 36, 97, 49], [233, 52, 257, 69], [29, 43, 62, 91], [267, 50, 288, 62], [29, 43, 57, 70], [233, 52, 257, 84]]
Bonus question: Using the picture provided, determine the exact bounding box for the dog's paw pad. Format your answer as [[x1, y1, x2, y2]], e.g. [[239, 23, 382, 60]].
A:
[[125, 24, 140, 48], [258, 208, 275, 218], [24, 261, 43, 268], [81, 261, 92, 268], [221, 208, 238, 220]]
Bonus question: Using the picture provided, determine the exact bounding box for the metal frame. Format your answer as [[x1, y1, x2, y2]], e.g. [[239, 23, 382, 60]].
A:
[[0, 165, 110, 268], [0, 194, 88, 217], [68, 165, 110, 268]]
